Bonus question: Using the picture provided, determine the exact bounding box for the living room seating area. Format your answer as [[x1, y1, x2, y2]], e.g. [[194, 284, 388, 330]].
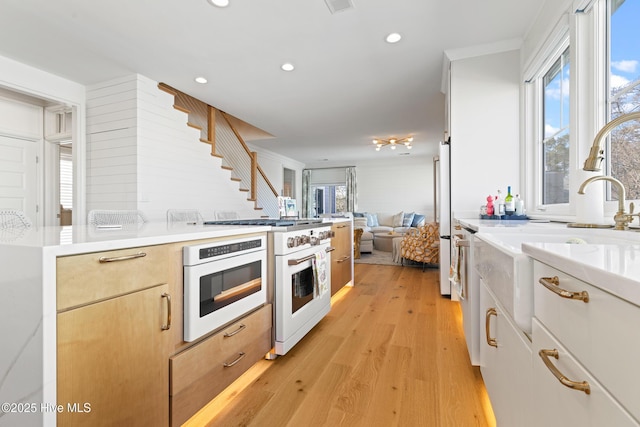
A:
[[352, 211, 426, 254]]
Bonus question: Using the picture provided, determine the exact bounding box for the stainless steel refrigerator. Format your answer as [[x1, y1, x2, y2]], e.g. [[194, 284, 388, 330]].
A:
[[434, 138, 451, 296]]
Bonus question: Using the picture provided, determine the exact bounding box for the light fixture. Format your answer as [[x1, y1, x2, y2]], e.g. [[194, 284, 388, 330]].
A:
[[372, 136, 414, 151], [207, 0, 230, 7], [281, 63, 295, 72], [194, 76, 208, 84], [385, 32, 402, 43]]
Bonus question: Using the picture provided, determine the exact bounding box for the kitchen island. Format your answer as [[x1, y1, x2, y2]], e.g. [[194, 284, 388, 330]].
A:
[[0, 222, 270, 427]]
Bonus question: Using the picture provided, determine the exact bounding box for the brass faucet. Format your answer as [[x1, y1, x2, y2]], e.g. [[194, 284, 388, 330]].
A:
[[583, 111, 640, 171], [577, 176, 637, 230]]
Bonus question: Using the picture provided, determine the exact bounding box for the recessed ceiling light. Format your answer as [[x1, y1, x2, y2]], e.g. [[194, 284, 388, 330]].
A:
[[281, 63, 295, 72], [207, 0, 229, 7], [194, 76, 208, 84], [385, 32, 402, 43]]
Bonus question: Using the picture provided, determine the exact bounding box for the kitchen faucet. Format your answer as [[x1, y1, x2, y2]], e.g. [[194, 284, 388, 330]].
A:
[[577, 111, 640, 229], [583, 111, 640, 171], [578, 176, 638, 230]]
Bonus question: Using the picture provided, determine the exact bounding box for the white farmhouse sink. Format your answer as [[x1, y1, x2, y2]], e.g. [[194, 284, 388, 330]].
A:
[[474, 231, 628, 336]]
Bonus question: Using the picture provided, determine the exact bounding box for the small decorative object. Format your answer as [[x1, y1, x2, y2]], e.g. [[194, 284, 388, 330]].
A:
[[486, 195, 494, 216]]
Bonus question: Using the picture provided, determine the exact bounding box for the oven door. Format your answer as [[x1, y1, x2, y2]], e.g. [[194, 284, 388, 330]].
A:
[[184, 249, 267, 342], [274, 244, 332, 355]]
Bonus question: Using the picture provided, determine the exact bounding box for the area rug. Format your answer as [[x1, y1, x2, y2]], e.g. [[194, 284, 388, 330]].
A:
[[354, 249, 400, 266]]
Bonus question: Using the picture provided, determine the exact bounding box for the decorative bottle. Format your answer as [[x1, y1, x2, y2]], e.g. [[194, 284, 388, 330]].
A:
[[505, 186, 515, 215]]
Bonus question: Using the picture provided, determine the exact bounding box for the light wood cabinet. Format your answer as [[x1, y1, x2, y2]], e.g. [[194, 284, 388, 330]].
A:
[[56, 245, 171, 427], [330, 220, 353, 295], [170, 304, 272, 427]]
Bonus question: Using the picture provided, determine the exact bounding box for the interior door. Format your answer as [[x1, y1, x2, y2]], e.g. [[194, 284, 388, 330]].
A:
[[0, 135, 37, 222]]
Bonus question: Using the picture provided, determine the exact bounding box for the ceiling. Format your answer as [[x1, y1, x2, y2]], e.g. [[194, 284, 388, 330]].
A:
[[0, 0, 543, 166]]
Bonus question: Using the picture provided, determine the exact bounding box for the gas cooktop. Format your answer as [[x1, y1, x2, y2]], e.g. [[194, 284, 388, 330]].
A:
[[203, 218, 325, 232]]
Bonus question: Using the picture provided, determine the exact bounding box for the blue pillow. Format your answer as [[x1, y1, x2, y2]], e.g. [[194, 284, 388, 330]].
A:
[[353, 212, 366, 217], [402, 212, 415, 227], [411, 214, 425, 227], [366, 213, 379, 227]]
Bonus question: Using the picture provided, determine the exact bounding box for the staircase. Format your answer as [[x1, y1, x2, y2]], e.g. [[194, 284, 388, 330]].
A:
[[158, 83, 279, 218]]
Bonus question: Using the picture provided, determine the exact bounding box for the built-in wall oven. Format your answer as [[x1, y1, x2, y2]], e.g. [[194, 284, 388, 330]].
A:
[[183, 235, 267, 342]]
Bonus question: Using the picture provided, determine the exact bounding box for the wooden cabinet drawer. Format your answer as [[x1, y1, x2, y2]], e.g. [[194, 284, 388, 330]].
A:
[[57, 244, 169, 310], [534, 261, 640, 421], [170, 304, 272, 426], [532, 319, 638, 426]]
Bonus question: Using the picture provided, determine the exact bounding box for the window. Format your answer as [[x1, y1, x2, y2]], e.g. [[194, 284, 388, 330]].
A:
[[607, 0, 640, 200], [542, 47, 571, 205]]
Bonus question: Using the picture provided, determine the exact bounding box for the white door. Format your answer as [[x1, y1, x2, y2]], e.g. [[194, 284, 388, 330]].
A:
[[0, 135, 38, 222]]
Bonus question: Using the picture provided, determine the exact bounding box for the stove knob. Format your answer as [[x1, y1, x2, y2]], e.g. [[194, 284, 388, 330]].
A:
[[310, 236, 319, 246], [287, 237, 296, 248], [301, 235, 310, 245], [329, 230, 335, 238]]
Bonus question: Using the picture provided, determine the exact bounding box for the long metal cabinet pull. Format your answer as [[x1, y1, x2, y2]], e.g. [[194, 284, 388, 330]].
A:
[[223, 324, 246, 337], [223, 352, 246, 368], [538, 349, 591, 394], [161, 293, 172, 330], [288, 246, 335, 265], [98, 252, 147, 263], [485, 308, 498, 347], [539, 276, 589, 303]]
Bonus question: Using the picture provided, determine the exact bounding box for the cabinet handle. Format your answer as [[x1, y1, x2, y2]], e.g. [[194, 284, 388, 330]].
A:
[[337, 224, 347, 228], [223, 352, 246, 368], [98, 252, 146, 263], [223, 324, 246, 337], [161, 293, 171, 330], [538, 349, 591, 395], [539, 276, 589, 303], [485, 308, 498, 347], [337, 255, 351, 263]]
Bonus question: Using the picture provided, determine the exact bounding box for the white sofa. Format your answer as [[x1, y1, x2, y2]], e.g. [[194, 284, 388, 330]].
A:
[[352, 211, 426, 253]]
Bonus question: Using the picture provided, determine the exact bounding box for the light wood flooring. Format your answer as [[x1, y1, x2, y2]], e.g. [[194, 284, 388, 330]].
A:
[[185, 263, 495, 427]]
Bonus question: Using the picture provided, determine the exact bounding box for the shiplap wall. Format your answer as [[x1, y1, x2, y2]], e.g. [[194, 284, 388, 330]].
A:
[[86, 74, 259, 221]]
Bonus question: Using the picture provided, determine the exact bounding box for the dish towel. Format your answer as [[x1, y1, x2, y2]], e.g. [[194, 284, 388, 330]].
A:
[[312, 250, 329, 297], [449, 235, 464, 298]]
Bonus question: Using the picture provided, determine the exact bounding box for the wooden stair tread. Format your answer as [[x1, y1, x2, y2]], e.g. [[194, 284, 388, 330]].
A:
[[187, 122, 202, 131], [230, 177, 241, 182], [221, 165, 233, 171], [174, 104, 190, 114], [157, 83, 177, 96]]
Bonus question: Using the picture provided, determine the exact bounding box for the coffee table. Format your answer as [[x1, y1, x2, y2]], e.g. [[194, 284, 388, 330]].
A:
[[373, 233, 398, 252]]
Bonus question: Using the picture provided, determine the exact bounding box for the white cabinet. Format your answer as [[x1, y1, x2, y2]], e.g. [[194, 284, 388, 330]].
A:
[[532, 261, 639, 425], [479, 279, 532, 426]]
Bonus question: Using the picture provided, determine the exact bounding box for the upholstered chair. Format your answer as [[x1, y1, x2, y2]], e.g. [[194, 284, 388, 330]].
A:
[[400, 222, 440, 269]]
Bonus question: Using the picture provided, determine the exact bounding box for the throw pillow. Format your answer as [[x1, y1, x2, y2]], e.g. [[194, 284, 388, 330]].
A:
[[411, 214, 426, 227], [353, 212, 366, 217], [392, 211, 404, 227], [354, 217, 368, 229], [402, 212, 415, 227], [366, 213, 379, 227]]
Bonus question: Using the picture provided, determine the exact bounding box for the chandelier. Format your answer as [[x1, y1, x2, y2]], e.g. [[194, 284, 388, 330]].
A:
[[372, 136, 413, 151]]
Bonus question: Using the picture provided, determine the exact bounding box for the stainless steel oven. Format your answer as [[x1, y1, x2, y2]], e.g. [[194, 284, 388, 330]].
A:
[[183, 235, 267, 342]]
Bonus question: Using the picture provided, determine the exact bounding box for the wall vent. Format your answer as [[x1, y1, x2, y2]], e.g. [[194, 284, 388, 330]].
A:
[[324, 0, 354, 14]]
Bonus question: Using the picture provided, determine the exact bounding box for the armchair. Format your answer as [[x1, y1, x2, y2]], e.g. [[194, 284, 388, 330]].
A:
[[400, 222, 439, 269]]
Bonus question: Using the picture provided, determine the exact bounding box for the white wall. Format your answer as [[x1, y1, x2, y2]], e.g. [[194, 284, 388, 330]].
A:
[[249, 144, 305, 203], [86, 75, 263, 221], [352, 156, 435, 219], [450, 50, 521, 218]]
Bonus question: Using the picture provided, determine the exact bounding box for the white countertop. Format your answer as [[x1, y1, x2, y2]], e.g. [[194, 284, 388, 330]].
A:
[[456, 217, 640, 307], [0, 222, 271, 255]]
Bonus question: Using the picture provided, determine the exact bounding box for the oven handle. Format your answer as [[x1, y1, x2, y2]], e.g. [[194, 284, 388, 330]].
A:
[[287, 246, 335, 265]]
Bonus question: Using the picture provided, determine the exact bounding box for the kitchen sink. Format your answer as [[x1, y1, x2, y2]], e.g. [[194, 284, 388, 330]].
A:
[[474, 231, 629, 336]]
